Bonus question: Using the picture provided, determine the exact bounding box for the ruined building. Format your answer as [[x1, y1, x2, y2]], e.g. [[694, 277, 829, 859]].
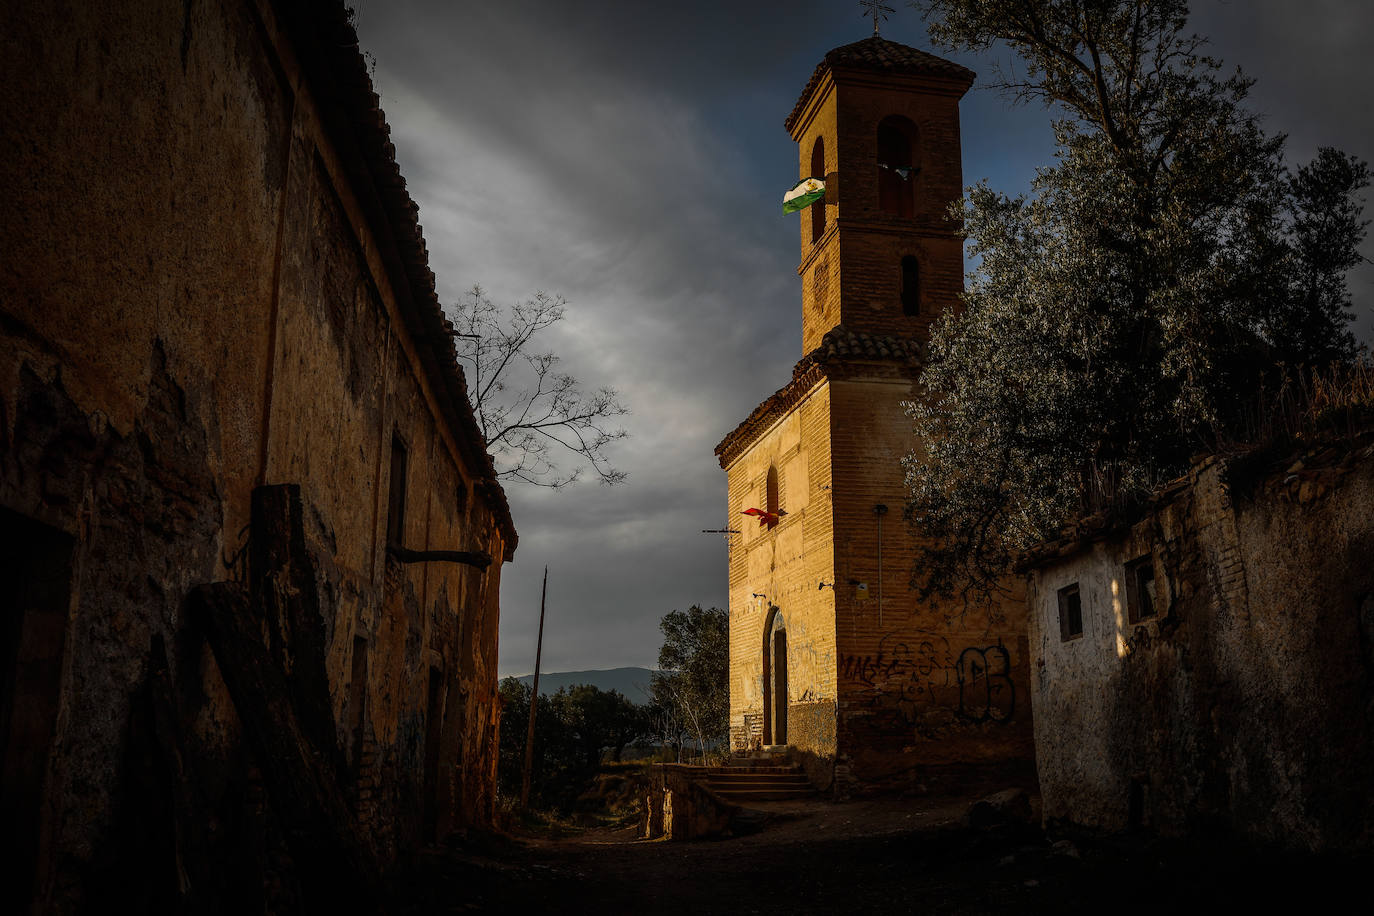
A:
[[716, 38, 1032, 790], [1019, 439, 1374, 851], [0, 1, 514, 911]]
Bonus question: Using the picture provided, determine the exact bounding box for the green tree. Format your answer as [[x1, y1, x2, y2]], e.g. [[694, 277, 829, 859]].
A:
[[650, 606, 728, 760], [497, 677, 645, 811], [904, 0, 1369, 598], [550, 684, 645, 770]]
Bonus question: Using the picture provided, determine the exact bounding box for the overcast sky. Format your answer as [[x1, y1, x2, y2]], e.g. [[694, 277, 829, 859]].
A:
[[351, 1, 1374, 678]]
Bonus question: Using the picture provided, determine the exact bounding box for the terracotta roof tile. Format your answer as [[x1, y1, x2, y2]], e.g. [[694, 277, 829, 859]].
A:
[[814, 325, 924, 364], [715, 325, 923, 466], [785, 37, 975, 133]]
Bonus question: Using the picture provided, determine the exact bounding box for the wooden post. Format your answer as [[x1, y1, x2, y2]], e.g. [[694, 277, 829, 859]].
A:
[[520, 566, 548, 809]]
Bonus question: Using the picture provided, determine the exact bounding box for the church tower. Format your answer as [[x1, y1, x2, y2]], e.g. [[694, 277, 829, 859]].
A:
[[788, 38, 974, 352], [716, 37, 1033, 790]]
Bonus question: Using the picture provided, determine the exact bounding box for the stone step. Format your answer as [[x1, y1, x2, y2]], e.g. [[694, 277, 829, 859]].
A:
[[704, 774, 811, 786], [708, 785, 813, 796]]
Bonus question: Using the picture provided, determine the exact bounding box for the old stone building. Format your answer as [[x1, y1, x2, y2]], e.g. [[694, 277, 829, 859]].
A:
[[0, 0, 513, 911], [716, 38, 1032, 790], [1020, 439, 1374, 851]]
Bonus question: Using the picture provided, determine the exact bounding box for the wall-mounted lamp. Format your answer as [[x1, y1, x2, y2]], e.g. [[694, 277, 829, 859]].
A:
[[818, 581, 834, 590]]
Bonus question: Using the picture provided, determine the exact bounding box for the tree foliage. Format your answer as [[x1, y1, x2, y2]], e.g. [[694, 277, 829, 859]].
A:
[[650, 606, 728, 759], [904, 0, 1369, 598], [450, 286, 629, 488], [497, 677, 644, 811]]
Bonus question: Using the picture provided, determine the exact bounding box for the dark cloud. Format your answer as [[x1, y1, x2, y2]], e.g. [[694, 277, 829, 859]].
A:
[[353, 1, 1374, 676]]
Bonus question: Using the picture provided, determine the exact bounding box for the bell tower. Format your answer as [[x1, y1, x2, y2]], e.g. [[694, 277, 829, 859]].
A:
[[716, 35, 1032, 787], [786, 38, 975, 353]]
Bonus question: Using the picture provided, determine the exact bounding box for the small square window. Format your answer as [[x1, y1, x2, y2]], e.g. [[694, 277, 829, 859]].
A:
[[1058, 583, 1083, 641], [1125, 556, 1157, 623]]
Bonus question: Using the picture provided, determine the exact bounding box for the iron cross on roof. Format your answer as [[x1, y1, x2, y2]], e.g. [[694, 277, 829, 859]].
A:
[[860, 0, 895, 36]]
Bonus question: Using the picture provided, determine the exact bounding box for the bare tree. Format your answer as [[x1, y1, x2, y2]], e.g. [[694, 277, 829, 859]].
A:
[[449, 285, 628, 488]]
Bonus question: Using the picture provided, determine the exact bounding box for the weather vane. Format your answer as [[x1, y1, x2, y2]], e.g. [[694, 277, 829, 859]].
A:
[[860, 0, 895, 36]]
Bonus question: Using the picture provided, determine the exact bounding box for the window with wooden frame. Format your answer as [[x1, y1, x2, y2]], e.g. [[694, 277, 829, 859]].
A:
[[1125, 555, 1157, 623]]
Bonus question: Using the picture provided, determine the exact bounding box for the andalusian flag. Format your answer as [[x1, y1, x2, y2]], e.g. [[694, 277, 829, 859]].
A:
[[783, 177, 825, 214]]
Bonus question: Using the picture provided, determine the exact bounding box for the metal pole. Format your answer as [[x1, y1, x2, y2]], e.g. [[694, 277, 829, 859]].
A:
[[520, 566, 548, 809], [874, 504, 888, 627]]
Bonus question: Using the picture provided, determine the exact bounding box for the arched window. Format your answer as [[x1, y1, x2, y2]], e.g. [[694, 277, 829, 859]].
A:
[[877, 116, 917, 217], [901, 256, 920, 316], [766, 465, 780, 528], [810, 137, 827, 242]]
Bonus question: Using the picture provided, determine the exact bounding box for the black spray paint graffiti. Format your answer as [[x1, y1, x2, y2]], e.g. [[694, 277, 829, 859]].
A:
[[954, 644, 1015, 723], [839, 634, 1016, 726]]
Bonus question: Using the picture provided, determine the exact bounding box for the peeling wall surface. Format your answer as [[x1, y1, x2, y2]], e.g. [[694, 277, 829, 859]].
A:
[[0, 1, 513, 910], [718, 39, 1032, 793], [1026, 443, 1374, 851]]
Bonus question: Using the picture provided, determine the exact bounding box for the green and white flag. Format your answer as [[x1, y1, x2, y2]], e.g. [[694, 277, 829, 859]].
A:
[[783, 177, 825, 214]]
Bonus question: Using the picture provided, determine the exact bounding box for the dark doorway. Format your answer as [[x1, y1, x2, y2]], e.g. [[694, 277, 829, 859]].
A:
[[762, 607, 788, 746], [0, 507, 74, 912], [772, 628, 788, 744], [422, 667, 444, 843], [348, 636, 369, 778]]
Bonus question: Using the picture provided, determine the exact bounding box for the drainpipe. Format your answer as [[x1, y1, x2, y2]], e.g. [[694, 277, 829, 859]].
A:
[[873, 504, 888, 626]]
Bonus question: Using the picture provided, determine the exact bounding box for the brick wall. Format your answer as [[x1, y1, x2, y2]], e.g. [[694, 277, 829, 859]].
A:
[[792, 71, 968, 352], [726, 380, 838, 762], [828, 376, 1033, 784]]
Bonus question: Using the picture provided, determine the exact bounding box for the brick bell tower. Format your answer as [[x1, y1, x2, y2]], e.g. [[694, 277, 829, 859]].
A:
[[716, 36, 1033, 789], [786, 38, 975, 353]]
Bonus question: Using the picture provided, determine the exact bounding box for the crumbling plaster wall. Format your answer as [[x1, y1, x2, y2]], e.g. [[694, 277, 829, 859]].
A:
[[0, 0, 506, 909], [830, 375, 1033, 787], [1027, 444, 1374, 851]]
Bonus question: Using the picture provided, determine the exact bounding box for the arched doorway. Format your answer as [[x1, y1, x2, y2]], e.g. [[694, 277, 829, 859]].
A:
[[762, 606, 788, 745]]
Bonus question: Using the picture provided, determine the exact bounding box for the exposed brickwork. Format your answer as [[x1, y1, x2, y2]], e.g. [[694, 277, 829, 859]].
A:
[[721, 40, 1031, 791], [792, 55, 971, 352]]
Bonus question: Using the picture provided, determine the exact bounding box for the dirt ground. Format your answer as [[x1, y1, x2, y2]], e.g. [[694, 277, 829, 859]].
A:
[[390, 792, 1369, 914]]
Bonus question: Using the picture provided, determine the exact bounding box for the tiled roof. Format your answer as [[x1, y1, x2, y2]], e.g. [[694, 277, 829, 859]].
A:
[[785, 37, 976, 133], [714, 326, 924, 467], [276, 1, 516, 557], [813, 325, 924, 364]]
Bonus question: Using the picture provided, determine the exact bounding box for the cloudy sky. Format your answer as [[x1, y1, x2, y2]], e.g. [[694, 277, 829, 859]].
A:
[[351, 1, 1374, 678]]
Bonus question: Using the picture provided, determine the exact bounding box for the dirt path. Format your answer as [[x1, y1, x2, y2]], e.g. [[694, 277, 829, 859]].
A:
[[392, 793, 1365, 914]]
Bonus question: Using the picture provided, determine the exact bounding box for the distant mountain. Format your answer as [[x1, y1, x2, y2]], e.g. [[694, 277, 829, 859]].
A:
[[510, 667, 656, 705]]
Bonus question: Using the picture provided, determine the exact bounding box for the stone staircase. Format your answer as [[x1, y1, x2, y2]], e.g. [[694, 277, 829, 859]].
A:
[[694, 758, 816, 803]]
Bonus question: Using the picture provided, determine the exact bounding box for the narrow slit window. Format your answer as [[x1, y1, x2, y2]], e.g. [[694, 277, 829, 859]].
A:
[[455, 479, 469, 523], [1058, 583, 1083, 641], [386, 434, 408, 548], [901, 256, 920, 316], [810, 137, 827, 243], [766, 466, 780, 529]]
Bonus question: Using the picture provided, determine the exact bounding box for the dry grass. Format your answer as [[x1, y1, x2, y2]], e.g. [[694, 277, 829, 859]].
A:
[[1216, 361, 1374, 453]]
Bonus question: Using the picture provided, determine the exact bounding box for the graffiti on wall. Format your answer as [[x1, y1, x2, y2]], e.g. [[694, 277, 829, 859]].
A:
[[954, 644, 1015, 723], [839, 633, 1016, 726]]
